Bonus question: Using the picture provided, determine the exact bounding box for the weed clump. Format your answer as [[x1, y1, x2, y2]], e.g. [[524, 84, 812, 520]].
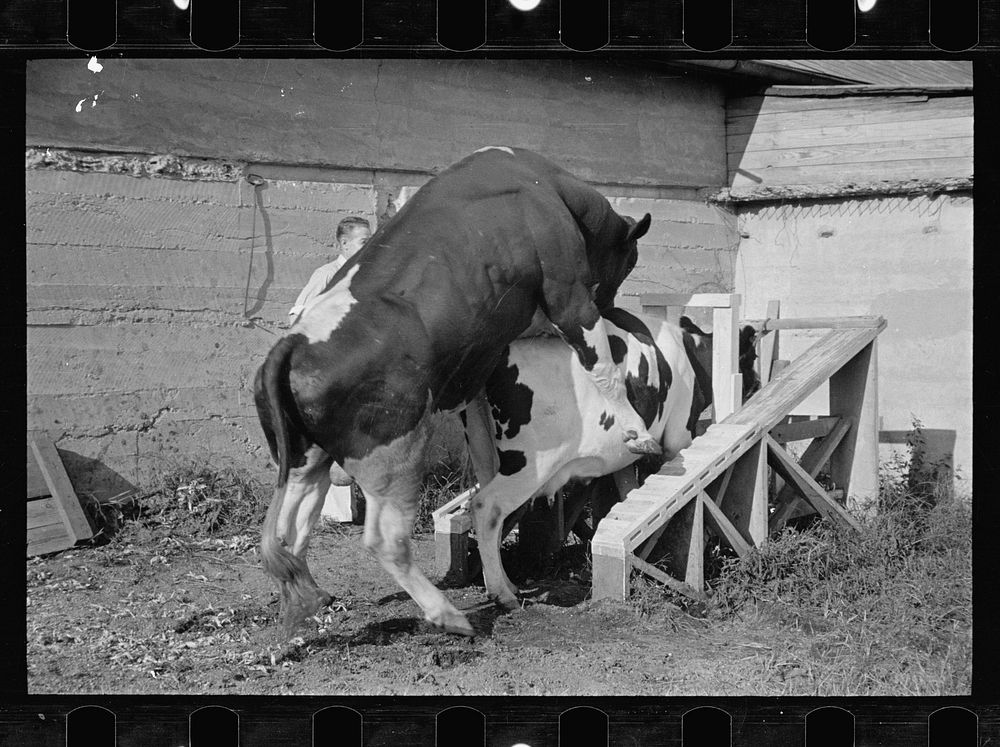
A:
[[108, 463, 272, 542], [703, 419, 970, 694]]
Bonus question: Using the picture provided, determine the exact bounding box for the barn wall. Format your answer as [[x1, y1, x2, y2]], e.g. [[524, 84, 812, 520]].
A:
[[26, 59, 736, 496], [27, 58, 726, 188], [726, 88, 973, 191], [733, 193, 973, 479], [729, 85, 973, 480]]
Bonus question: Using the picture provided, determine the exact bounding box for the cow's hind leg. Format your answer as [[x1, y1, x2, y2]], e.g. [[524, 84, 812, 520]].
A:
[[346, 431, 475, 637], [468, 476, 534, 611], [260, 444, 334, 631]]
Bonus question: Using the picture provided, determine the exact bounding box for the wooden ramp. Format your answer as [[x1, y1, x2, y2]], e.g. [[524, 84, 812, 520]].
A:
[[591, 321, 884, 602]]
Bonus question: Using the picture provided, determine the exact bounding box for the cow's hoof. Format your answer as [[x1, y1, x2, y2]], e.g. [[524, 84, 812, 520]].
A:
[[433, 610, 476, 637], [626, 437, 662, 456], [491, 595, 520, 612]]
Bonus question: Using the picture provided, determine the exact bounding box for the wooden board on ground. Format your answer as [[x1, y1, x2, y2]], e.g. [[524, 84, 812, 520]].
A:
[[26, 436, 96, 557]]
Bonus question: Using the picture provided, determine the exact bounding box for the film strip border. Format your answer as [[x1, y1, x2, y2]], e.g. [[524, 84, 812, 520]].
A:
[[4, 697, 995, 745], [0, 0, 991, 53]]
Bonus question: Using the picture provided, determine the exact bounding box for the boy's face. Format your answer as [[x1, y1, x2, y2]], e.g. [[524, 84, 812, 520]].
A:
[[339, 225, 371, 258]]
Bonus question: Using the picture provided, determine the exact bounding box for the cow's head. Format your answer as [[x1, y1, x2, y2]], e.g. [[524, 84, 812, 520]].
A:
[[680, 316, 761, 405], [592, 213, 651, 311]]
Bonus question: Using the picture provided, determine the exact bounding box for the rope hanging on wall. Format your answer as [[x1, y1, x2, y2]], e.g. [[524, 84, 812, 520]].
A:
[[243, 173, 266, 316]]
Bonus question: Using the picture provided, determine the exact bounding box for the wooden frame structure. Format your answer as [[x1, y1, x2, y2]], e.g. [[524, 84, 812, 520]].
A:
[[591, 296, 884, 601], [432, 294, 885, 602]]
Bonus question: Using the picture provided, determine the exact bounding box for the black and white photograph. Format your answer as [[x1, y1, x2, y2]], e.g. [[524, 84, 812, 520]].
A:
[[25, 55, 972, 700]]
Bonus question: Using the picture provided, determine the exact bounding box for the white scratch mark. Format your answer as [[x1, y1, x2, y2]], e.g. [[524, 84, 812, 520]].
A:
[[280, 87, 285, 97], [294, 110, 305, 116], [87, 56, 103, 74], [584, 76, 592, 82], [75, 99, 86, 113], [474, 146, 515, 156], [340, 82, 353, 93]]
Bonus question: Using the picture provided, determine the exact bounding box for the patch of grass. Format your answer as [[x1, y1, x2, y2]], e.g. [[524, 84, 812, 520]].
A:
[[704, 420, 971, 695]]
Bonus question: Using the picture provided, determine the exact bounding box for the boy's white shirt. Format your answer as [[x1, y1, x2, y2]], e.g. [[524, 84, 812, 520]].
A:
[[288, 255, 347, 317]]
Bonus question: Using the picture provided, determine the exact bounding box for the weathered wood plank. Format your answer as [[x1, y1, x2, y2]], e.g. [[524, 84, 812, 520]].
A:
[[733, 136, 970, 172], [28, 530, 76, 557], [639, 292, 739, 309], [744, 316, 885, 332], [684, 494, 705, 591], [30, 438, 95, 543], [27, 498, 63, 531], [727, 115, 972, 154], [757, 300, 780, 387], [591, 553, 630, 602], [830, 340, 880, 515], [27, 445, 50, 499], [727, 95, 972, 134], [770, 415, 841, 444], [730, 157, 972, 188]]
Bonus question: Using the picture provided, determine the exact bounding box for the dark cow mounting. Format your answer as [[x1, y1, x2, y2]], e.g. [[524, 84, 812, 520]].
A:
[[254, 147, 652, 636]]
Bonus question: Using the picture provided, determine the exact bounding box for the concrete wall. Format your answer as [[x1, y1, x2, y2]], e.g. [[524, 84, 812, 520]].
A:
[[26, 59, 736, 495], [734, 193, 973, 477]]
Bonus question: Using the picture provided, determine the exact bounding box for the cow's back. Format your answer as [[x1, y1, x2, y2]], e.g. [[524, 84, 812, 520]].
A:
[[485, 310, 696, 496]]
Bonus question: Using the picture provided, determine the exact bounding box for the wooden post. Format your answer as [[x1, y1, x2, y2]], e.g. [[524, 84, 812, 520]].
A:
[[712, 300, 742, 422], [716, 439, 768, 547], [829, 339, 879, 516], [759, 300, 780, 387], [592, 550, 630, 601], [684, 490, 705, 592]]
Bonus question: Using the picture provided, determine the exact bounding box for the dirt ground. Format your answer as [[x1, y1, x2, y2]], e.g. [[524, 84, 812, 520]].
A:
[[27, 520, 836, 697]]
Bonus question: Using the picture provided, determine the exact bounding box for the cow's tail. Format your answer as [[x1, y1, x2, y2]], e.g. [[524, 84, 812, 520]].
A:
[[257, 335, 300, 488], [255, 335, 332, 628]]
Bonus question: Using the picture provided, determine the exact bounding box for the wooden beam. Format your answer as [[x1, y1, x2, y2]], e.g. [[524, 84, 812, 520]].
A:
[[684, 490, 705, 591], [30, 438, 95, 543], [630, 555, 708, 603], [715, 439, 768, 548], [770, 415, 841, 444], [699, 491, 752, 558], [769, 418, 852, 531], [764, 435, 862, 531], [726, 324, 885, 434], [712, 303, 741, 422], [640, 292, 740, 309], [592, 552, 630, 601], [708, 464, 734, 506], [758, 300, 780, 387], [830, 339, 879, 516], [742, 316, 885, 332]]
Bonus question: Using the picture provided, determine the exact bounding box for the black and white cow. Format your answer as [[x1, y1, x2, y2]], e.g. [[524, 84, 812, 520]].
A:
[[464, 309, 703, 608], [463, 311, 763, 606], [679, 315, 762, 404], [254, 147, 652, 636]]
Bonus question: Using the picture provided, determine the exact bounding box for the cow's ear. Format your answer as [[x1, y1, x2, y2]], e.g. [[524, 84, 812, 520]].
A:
[[624, 213, 652, 243]]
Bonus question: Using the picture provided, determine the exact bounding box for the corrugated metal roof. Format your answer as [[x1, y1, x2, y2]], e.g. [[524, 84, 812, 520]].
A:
[[755, 59, 972, 88]]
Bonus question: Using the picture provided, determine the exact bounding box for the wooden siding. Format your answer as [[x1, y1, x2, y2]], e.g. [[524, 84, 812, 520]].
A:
[[726, 91, 973, 193]]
